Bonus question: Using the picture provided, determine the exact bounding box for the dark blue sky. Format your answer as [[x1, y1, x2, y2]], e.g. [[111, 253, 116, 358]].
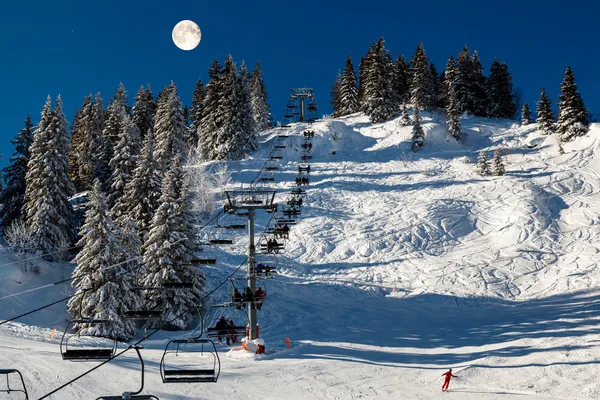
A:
[[1, 0, 597, 170]]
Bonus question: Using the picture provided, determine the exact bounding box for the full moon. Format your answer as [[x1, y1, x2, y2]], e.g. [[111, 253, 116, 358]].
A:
[[172, 20, 201, 51]]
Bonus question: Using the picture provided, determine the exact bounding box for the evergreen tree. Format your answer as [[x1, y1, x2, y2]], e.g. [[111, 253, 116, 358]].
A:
[[521, 102, 533, 125], [536, 87, 555, 135], [0, 115, 34, 227], [476, 151, 490, 175], [361, 38, 395, 123], [23, 96, 74, 255], [492, 150, 505, 176], [67, 180, 137, 340], [470, 51, 488, 116], [237, 61, 258, 154], [78, 94, 107, 190], [393, 55, 411, 105], [330, 71, 342, 117], [411, 105, 425, 152], [250, 62, 271, 131], [455, 46, 473, 114], [68, 101, 88, 192], [102, 94, 126, 185], [108, 114, 142, 209], [189, 79, 206, 148], [132, 85, 155, 138], [140, 159, 204, 329], [198, 59, 223, 160], [338, 54, 360, 116], [401, 104, 411, 126], [556, 66, 588, 142], [445, 57, 462, 141], [486, 58, 516, 119], [428, 62, 443, 108], [410, 43, 432, 110], [216, 56, 243, 160], [153, 82, 188, 172], [113, 129, 161, 242]]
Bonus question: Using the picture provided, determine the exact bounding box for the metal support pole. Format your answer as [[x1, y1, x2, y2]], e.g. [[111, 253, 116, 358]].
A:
[[300, 96, 305, 122], [247, 209, 257, 340]]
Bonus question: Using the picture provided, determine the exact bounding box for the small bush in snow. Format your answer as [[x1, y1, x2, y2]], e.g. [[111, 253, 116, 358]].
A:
[[476, 151, 490, 175], [492, 150, 505, 176]]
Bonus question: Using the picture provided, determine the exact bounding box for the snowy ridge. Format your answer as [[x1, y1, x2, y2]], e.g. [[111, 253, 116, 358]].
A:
[[2, 113, 600, 399]]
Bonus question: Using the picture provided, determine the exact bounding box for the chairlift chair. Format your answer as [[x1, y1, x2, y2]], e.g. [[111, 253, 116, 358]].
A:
[[274, 145, 287, 149], [0, 369, 29, 400], [97, 346, 159, 400], [276, 218, 296, 225], [277, 134, 289, 138], [264, 166, 279, 171], [259, 177, 275, 182]]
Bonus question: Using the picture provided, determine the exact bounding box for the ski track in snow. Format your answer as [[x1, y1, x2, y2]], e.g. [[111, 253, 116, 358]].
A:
[[1, 113, 600, 399]]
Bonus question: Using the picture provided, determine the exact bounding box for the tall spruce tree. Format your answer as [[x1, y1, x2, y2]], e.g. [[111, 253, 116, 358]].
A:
[[486, 58, 516, 119], [153, 82, 188, 172], [107, 114, 142, 209], [476, 151, 490, 174], [0, 115, 34, 227], [140, 159, 204, 329], [455, 46, 473, 114], [410, 43, 432, 110], [132, 85, 155, 138], [556, 66, 588, 142], [411, 105, 425, 152], [338, 54, 360, 116], [330, 71, 342, 117], [536, 87, 555, 135], [470, 51, 488, 116], [428, 62, 443, 109], [521, 102, 533, 125], [69, 100, 88, 192], [401, 104, 411, 126], [189, 79, 206, 148], [250, 62, 271, 131], [113, 129, 161, 242], [393, 55, 411, 105], [238, 61, 258, 154], [361, 38, 395, 123], [492, 150, 505, 176], [67, 180, 137, 340], [23, 96, 74, 255], [445, 57, 462, 141], [77, 94, 107, 190], [198, 59, 223, 160]]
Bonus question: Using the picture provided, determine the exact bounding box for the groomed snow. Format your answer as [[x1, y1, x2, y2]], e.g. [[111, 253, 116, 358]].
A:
[[2, 112, 600, 399]]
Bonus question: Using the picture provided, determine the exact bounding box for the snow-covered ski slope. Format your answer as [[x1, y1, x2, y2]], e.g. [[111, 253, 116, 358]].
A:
[[2, 112, 600, 399]]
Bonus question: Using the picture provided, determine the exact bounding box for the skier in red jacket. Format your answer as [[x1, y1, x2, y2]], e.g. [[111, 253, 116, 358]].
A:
[[441, 368, 457, 392]]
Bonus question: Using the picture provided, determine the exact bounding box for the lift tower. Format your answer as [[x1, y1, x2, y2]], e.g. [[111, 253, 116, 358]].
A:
[[223, 189, 277, 340], [282, 88, 319, 126]]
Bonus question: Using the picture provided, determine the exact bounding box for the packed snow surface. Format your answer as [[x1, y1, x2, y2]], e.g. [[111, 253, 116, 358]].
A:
[[2, 112, 600, 399]]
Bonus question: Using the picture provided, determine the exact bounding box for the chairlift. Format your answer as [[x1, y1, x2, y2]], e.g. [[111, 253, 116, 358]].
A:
[[96, 346, 159, 400], [276, 218, 296, 225], [61, 299, 118, 361], [264, 166, 279, 171], [269, 155, 283, 160], [277, 133, 290, 138], [259, 177, 275, 182], [0, 369, 29, 400], [298, 164, 310, 174], [274, 145, 286, 149], [160, 309, 221, 384]]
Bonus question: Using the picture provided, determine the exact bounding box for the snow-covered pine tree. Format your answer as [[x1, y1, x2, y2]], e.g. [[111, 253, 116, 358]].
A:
[[132, 85, 155, 139], [113, 129, 161, 242], [189, 79, 206, 148], [486, 58, 516, 119], [107, 114, 142, 209], [198, 59, 223, 160], [361, 38, 395, 123], [77, 94, 108, 190], [330, 71, 342, 117], [492, 150, 505, 176], [401, 104, 411, 126], [68, 100, 88, 192], [140, 158, 203, 330], [428, 62, 443, 109], [237, 61, 258, 154], [445, 56, 462, 142], [393, 55, 411, 105], [250, 62, 271, 131], [214, 55, 243, 160], [0, 114, 34, 228], [23, 96, 74, 256], [470, 51, 488, 116], [455, 46, 473, 114], [338, 54, 360, 116], [102, 92, 127, 184], [410, 43, 432, 110], [67, 180, 137, 340], [153, 82, 188, 172], [411, 105, 425, 152], [556, 66, 588, 142], [521, 102, 533, 125], [476, 150, 490, 175], [536, 87, 555, 135]]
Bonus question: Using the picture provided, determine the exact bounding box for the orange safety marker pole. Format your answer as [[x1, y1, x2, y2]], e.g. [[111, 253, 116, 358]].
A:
[[50, 328, 57, 341], [285, 338, 292, 348]]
